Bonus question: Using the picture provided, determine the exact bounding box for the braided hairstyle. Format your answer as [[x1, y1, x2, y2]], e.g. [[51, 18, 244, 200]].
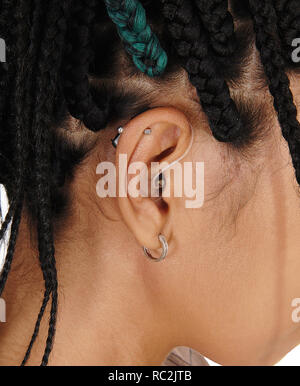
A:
[[161, 0, 245, 142], [194, 0, 237, 57], [248, 0, 300, 185], [62, 0, 108, 132], [0, 0, 300, 365]]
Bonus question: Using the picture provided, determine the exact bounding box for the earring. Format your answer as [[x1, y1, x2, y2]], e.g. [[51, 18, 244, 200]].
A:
[[143, 234, 168, 262], [111, 127, 152, 148], [111, 127, 124, 148], [153, 172, 166, 195]]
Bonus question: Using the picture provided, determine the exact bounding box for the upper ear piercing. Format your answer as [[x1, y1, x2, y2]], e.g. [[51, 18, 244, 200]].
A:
[[111, 127, 152, 148], [111, 127, 124, 148]]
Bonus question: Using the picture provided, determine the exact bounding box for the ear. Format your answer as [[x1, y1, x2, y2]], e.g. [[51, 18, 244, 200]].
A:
[[115, 107, 193, 252]]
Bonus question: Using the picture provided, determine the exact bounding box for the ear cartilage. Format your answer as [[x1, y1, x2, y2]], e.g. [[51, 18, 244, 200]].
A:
[[111, 127, 124, 148], [150, 124, 194, 188]]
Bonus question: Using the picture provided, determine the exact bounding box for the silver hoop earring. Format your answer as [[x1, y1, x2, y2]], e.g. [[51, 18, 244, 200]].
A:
[[143, 234, 168, 262]]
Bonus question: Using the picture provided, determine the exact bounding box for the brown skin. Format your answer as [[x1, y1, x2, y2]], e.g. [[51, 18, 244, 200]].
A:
[[1, 71, 300, 366]]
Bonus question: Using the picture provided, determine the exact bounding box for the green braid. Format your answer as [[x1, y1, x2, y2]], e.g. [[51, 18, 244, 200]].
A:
[[104, 0, 168, 77]]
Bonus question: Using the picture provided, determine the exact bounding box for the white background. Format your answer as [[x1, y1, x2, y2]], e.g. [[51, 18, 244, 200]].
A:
[[206, 344, 300, 366], [1, 185, 300, 365]]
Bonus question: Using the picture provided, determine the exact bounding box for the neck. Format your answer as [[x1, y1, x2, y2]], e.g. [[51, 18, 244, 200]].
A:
[[0, 212, 177, 366]]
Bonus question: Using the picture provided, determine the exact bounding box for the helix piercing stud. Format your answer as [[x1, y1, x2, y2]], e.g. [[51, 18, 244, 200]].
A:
[[111, 127, 124, 148], [112, 127, 152, 148], [144, 128, 152, 135]]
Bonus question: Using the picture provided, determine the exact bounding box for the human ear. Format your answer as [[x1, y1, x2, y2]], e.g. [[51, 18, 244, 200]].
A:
[[115, 107, 193, 253]]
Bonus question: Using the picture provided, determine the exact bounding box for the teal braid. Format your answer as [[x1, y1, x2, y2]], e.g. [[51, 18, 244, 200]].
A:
[[104, 0, 168, 77]]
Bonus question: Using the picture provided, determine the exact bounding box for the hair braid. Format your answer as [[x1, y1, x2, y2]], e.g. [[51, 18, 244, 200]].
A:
[[20, 0, 71, 366], [0, 0, 33, 293], [249, 0, 300, 184], [162, 0, 243, 142], [193, 0, 237, 57], [62, 0, 108, 132], [104, 0, 168, 77], [9, 3, 55, 364], [21, 288, 51, 366], [0, 0, 21, 236]]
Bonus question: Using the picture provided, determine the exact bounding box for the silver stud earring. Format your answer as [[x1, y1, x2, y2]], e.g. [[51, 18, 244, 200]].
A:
[[111, 127, 152, 148], [143, 234, 168, 262]]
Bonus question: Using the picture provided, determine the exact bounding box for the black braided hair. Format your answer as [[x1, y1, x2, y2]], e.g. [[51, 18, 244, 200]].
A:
[[0, 0, 30, 294], [0, 0, 23, 242], [21, 288, 51, 366], [161, 0, 246, 142], [194, 0, 237, 57], [1, 0, 300, 366], [248, 0, 300, 184], [0, 0, 71, 366], [26, 0, 71, 366], [62, 0, 109, 132]]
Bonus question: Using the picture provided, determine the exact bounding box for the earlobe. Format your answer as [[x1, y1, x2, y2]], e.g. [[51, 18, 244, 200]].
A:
[[115, 107, 193, 253]]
